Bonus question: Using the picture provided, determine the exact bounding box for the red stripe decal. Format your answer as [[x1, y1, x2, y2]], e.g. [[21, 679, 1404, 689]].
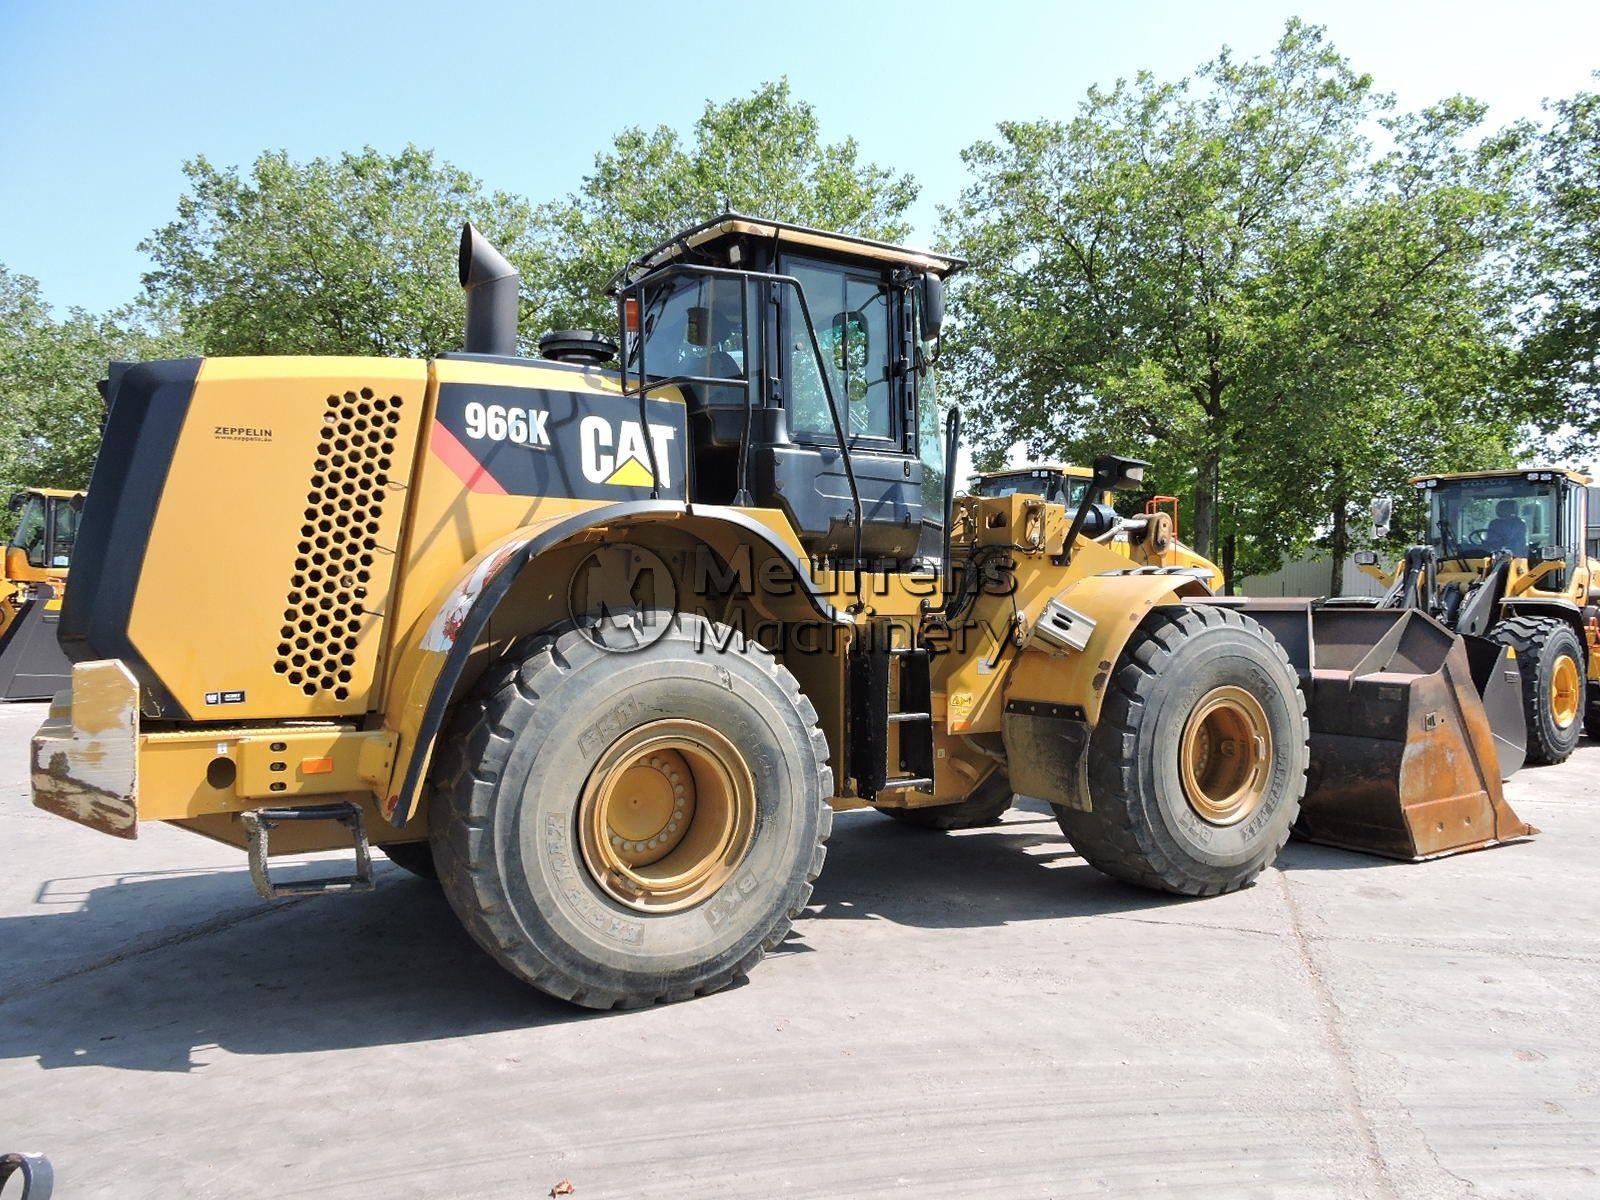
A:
[[430, 420, 507, 495]]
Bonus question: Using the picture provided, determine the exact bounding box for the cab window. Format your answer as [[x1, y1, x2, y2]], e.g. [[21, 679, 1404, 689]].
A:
[[50, 500, 78, 568], [9, 495, 46, 567], [783, 258, 894, 442], [631, 272, 752, 404], [1426, 478, 1558, 557]]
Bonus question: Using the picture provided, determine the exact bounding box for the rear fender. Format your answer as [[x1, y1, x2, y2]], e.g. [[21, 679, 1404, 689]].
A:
[[380, 501, 844, 824]]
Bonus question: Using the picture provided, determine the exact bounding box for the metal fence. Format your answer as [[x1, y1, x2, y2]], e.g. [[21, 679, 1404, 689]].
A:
[[1237, 554, 1387, 599]]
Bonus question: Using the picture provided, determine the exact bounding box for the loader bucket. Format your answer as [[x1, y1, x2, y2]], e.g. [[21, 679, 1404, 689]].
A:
[[0, 585, 73, 702], [1295, 607, 1534, 860]]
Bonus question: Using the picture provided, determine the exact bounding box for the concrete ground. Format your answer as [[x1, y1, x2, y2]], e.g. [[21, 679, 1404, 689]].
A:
[[1, 700, 1596, 1200]]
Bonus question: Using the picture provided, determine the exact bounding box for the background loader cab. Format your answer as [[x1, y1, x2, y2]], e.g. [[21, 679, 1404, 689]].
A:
[[971, 464, 1219, 587], [613, 215, 957, 564], [1356, 468, 1599, 759]]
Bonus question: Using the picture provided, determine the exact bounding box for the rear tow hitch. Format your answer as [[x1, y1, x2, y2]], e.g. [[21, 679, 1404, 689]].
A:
[[241, 802, 375, 899]]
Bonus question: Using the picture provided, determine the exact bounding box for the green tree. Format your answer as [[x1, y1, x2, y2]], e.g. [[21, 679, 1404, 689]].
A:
[[526, 79, 919, 333], [941, 20, 1527, 584], [0, 265, 188, 511], [140, 145, 539, 357], [1520, 79, 1600, 450]]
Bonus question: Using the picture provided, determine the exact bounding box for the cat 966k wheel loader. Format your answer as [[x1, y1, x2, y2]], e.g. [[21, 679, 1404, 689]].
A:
[[32, 216, 1532, 1008]]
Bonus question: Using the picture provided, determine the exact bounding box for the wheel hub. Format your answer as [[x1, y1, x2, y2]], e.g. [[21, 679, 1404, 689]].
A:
[[1179, 685, 1273, 826], [1550, 654, 1581, 730], [577, 719, 756, 913]]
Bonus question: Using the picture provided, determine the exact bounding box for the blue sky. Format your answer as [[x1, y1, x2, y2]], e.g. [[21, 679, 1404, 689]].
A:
[[2, 0, 1597, 314]]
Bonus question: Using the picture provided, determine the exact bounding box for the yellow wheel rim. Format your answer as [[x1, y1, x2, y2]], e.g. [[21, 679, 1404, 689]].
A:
[[1550, 654, 1581, 730], [576, 719, 756, 913], [1179, 686, 1273, 826]]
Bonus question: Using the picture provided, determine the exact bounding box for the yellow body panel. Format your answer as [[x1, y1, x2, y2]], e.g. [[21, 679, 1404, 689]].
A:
[[127, 357, 429, 720]]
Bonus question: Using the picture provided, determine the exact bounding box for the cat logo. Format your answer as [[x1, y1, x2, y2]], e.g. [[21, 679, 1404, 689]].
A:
[[580, 415, 678, 489]]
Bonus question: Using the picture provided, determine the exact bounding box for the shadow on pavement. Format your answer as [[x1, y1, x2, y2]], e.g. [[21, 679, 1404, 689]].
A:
[[1, 796, 1271, 1073], [806, 803, 1210, 928], [0, 869, 601, 1073]]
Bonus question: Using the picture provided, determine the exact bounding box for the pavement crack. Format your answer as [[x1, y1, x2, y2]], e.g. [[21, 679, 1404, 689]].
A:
[[1275, 867, 1400, 1200]]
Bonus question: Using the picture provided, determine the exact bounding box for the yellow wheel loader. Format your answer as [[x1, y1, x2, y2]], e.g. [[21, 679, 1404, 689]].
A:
[[0, 487, 81, 701], [31, 216, 1531, 1009], [1351, 468, 1599, 763]]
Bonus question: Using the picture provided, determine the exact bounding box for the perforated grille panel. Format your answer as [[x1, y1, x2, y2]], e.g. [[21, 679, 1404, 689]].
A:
[[274, 389, 405, 700]]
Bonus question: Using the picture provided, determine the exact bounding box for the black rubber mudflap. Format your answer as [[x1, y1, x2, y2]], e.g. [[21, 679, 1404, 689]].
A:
[[0, 587, 72, 702]]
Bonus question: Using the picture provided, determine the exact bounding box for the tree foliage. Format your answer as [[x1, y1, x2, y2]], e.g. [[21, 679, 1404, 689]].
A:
[[0, 265, 187, 515], [941, 20, 1528, 585], [140, 145, 539, 358], [1519, 78, 1600, 450], [525, 79, 919, 333]]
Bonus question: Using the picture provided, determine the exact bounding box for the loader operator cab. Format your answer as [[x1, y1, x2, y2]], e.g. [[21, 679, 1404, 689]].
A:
[[971, 465, 1096, 509], [611, 214, 964, 565], [6, 489, 81, 577], [1418, 470, 1586, 586]]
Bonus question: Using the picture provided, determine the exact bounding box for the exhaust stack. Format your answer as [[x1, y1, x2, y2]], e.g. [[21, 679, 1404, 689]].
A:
[[459, 223, 520, 356]]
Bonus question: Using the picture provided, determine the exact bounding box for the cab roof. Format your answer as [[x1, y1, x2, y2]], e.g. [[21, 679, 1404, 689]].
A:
[[970, 463, 1093, 481], [610, 212, 967, 292], [1411, 467, 1593, 487], [14, 487, 84, 500]]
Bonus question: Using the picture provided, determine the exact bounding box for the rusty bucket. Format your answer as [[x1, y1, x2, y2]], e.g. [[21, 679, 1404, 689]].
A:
[[1294, 607, 1534, 860]]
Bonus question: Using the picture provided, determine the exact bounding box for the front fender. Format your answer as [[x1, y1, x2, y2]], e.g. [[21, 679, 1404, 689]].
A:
[[999, 571, 1210, 814], [380, 501, 845, 824], [1005, 569, 1212, 724]]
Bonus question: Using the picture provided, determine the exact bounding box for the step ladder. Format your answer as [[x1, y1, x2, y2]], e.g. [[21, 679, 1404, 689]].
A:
[[240, 802, 375, 899], [849, 632, 935, 800]]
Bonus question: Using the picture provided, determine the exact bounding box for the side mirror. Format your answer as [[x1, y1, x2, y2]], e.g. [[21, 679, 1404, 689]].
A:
[[1369, 496, 1393, 540], [6, 491, 23, 513], [1353, 550, 1379, 567], [1534, 544, 1569, 564], [919, 274, 945, 341], [1091, 454, 1148, 493]]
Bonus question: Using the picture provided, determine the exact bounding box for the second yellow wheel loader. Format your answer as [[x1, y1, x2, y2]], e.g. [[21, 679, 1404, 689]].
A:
[[1351, 469, 1599, 763], [32, 216, 1532, 1009], [0, 487, 81, 701]]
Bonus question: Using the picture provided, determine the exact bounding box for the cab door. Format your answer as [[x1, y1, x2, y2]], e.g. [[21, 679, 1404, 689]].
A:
[[756, 255, 922, 562]]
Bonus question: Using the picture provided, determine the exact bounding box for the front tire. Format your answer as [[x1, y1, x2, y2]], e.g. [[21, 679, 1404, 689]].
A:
[[1493, 615, 1585, 765], [1052, 606, 1308, 896], [429, 611, 831, 1009]]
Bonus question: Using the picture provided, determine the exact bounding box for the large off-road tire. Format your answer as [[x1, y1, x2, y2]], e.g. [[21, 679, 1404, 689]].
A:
[[879, 769, 1013, 830], [1052, 606, 1308, 896], [1493, 614, 1586, 765], [428, 610, 831, 1009], [380, 841, 439, 880]]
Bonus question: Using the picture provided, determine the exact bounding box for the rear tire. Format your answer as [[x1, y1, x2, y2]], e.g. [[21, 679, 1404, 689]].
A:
[[380, 841, 438, 880], [428, 610, 831, 1009], [1493, 615, 1585, 765], [1052, 606, 1308, 896], [879, 769, 1012, 830]]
